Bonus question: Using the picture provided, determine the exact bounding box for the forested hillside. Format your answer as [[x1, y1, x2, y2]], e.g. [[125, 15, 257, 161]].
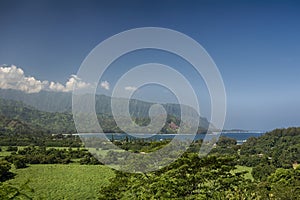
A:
[[238, 127, 300, 181], [0, 115, 39, 135], [0, 98, 208, 134], [0, 89, 210, 129], [0, 98, 75, 133]]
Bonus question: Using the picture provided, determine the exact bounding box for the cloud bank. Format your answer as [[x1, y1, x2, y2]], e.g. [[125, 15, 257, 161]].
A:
[[0, 65, 91, 93], [124, 86, 137, 92], [100, 80, 110, 90]]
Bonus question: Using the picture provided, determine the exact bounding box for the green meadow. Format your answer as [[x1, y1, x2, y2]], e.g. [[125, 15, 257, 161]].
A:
[[232, 165, 254, 181], [8, 164, 114, 200]]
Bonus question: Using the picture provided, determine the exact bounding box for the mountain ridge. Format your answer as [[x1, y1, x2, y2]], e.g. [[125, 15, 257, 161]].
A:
[[0, 89, 212, 133]]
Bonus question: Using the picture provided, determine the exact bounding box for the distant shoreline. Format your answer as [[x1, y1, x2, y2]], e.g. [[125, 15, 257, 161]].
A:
[[69, 131, 266, 136]]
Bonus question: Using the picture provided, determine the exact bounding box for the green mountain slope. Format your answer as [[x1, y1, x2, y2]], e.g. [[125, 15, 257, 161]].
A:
[[240, 127, 300, 168], [0, 115, 38, 135], [0, 98, 75, 133], [0, 89, 210, 129], [0, 97, 209, 134]]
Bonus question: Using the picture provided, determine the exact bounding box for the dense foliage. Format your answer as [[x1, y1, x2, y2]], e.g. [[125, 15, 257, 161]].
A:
[[99, 154, 300, 200], [3, 146, 103, 166], [0, 160, 12, 182], [99, 154, 254, 199], [239, 127, 300, 181], [97, 128, 300, 199]]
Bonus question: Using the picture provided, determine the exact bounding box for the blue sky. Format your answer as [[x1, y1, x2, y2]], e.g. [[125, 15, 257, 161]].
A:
[[0, 0, 300, 130]]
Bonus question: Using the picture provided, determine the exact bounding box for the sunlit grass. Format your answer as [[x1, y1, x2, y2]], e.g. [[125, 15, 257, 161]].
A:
[[8, 164, 114, 199], [232, 165, 253, 181]]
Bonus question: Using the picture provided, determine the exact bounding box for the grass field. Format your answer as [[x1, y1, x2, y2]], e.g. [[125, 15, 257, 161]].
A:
[[8, 164, 114, 199], [233, 165, 254, 180], [0, 146, 26, 158]]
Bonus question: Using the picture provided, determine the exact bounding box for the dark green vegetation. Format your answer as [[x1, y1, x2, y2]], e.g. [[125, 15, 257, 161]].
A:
[[239, 127, 300, 181], [0, 114, 81, 146], [100, 154, 251, 199], [100, 154, 300, 200], [0, 98, 75, 133], [98, 128, 300, 199]]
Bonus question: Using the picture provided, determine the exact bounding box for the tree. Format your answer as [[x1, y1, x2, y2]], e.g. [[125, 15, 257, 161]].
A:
[[99, 154, 257, 199], [266, 167, 300, 199], [217, 136, 237, 147], [0, 160, 13, 182], [252, 163, 276, 181], [13, 157, 27, 169], [6, 146, 18, 152]]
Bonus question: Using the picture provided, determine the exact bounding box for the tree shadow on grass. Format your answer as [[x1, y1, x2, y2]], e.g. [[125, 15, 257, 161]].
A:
[[0, 171, 16, 182]]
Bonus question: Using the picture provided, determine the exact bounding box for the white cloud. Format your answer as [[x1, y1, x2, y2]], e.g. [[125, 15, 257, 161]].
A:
[[100, 80, 110, 90], [0, 65, 91, 93], [49, 75, 91, 92], [124, 86, 137, 92], [49, 81, 65, 92], [0, 65, 48, 93]]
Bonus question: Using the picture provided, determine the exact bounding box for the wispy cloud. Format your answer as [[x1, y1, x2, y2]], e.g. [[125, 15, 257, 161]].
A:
[[0, 65, 91, 93], [100, 80, 110, 90], [124, 86, 137, 92]]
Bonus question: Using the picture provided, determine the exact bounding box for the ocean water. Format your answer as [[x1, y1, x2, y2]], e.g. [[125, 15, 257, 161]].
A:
[[78, 132, 265, 144]]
